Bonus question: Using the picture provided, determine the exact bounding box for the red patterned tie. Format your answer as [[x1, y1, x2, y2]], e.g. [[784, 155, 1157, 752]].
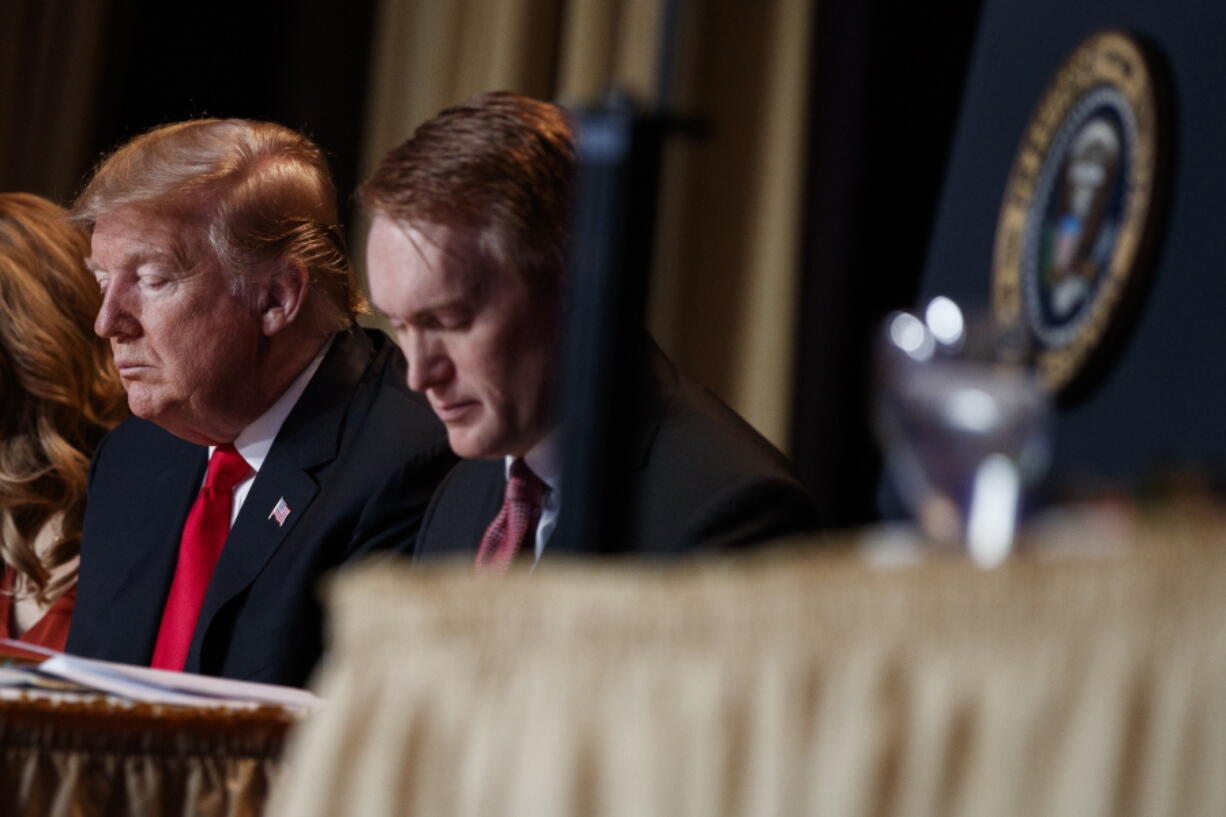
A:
[[474, 459, 547, 574], [150, 444, 251, 671]]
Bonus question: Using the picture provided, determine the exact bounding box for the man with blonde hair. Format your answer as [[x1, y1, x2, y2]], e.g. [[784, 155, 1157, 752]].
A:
[[362, 92, 818, 568], [67, 118, 455, 687]]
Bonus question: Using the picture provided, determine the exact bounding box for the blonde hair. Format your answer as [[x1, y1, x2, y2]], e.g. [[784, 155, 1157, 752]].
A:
[[0, 193, 128, 604], [75, 118, 367, 333]]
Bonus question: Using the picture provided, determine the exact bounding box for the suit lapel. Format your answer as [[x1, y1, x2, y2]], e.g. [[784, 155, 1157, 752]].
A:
[[415, 460, 505, 559], [103, 434, 207, 664], [628, 342, 672, 471], [184, 328, 376, 672]]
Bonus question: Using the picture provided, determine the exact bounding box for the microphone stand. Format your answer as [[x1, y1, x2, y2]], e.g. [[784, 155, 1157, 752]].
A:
[[555, 0, 698, 555]]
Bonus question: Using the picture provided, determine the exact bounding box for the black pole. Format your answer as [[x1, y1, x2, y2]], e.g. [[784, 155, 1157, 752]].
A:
[[553, 0, 696, 555], [554, 95, 664, 555]]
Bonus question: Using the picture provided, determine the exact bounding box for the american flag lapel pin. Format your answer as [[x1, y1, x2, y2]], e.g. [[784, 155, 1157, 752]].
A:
[[269, 497, 291, 527]]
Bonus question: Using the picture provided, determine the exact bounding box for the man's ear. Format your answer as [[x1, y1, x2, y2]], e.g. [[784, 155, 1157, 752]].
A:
[[260, 259, 309, 336]]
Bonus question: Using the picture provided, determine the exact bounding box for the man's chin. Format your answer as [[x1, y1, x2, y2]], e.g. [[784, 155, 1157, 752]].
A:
[[125, 396, 198, 442], [130, 404, 179, 435], [124, 394, 161, 422], [446, 428, 503, 460]]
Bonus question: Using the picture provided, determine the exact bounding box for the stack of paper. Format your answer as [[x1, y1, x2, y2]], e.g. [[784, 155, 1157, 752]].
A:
[[0, 639, 319, 710]]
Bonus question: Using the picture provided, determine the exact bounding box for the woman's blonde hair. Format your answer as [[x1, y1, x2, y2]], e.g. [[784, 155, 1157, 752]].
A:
[[0, 193, 127, 604]]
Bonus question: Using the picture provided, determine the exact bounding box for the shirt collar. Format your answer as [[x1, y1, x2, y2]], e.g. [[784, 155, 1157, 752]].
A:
[[209, 336, 333, 472], [506, 428, 561, 493]]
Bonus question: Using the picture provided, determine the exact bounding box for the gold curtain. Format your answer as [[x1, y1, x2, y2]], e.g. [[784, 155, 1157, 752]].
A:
[[270, 509, 1226, 817], [0, 0, 111, 204], [360, 0, 814, 449]]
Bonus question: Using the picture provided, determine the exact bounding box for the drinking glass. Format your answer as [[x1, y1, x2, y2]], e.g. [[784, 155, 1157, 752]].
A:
[[874, 297, 1052, 567]]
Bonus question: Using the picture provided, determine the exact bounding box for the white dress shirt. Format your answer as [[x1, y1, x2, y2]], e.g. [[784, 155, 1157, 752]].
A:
[[205, 339, 331, 526], [507, 429, 561, 561]]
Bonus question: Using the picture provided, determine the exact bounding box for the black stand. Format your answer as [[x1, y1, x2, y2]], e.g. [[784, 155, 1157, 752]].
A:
[[554, 96, 665, 555]]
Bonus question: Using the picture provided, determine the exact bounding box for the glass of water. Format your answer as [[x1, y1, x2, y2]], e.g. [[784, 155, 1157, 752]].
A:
[[874, 297, 1052, 567]]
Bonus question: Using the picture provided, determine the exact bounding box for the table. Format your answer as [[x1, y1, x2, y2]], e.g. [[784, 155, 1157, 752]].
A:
[[269, 502, 1226, 817], [0, 691, 293, 817]]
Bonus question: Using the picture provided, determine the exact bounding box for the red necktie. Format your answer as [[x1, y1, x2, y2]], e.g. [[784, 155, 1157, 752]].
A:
[[474, 459, 547, 575], [150, 444, 251, 671]]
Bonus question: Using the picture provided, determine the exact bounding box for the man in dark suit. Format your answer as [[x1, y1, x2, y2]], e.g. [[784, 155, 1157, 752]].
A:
[[66, 119, 455, 686], [359, 92, 817, 568]]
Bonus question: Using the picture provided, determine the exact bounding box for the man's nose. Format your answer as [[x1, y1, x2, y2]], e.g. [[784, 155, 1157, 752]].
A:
[[94, 282, 139, 340], [404, 333, 453, 393]]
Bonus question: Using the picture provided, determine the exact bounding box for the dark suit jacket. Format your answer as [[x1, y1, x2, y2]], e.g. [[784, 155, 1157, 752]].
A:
[[416, 348, 819, 559], [67, 327, 455, 687]]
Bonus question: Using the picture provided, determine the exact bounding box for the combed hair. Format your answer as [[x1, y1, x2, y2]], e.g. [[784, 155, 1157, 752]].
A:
[[74, 118, 366, 331], [0, 193, 128, 604], [358, 91, 576, 292]]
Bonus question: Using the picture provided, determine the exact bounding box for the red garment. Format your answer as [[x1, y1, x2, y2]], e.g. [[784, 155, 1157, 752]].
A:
[[151, 444, 251, 671], [0, 568, 75, 651], [474, 458, 546, 575]]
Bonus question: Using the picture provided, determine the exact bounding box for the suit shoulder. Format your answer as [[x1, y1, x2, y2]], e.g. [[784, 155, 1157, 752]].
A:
[[634, 368, 820, 549], [94, 416, 201, 469], [363, 338, 450, 452], [324, 332, 451, 475], [106, 415, 182, 445], [652, 372, 799, 486]]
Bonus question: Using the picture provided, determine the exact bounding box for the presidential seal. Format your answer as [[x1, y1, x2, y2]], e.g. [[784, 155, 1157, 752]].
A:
[[992, 30, 1168, 401]]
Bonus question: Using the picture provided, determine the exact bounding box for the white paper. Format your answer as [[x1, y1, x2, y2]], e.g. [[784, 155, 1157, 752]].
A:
[[28, 651, 320, 710]]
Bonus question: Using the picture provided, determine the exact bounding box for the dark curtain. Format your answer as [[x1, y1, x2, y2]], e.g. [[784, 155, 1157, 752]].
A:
[[791, 0, 983, 526], [2, 0, 376, 227], [1, 0, 114, 203]]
